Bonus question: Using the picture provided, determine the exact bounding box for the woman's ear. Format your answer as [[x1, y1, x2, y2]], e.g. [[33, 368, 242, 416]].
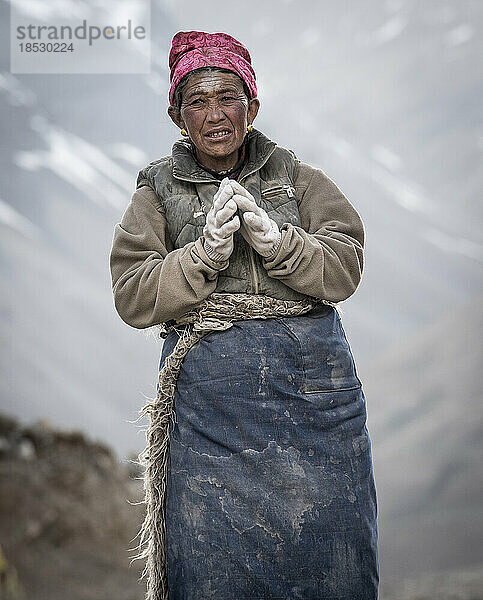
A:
[[248, 98, 260, 125], [167, 105, 183, 129]]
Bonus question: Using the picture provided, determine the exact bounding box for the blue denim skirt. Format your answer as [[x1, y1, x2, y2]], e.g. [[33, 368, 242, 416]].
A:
[[159, 304, 379, 600]]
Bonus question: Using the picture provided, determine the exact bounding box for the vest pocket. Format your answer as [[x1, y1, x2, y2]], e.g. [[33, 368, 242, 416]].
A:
[[261, 184, 296, 199], [278, 308, 362, 394]]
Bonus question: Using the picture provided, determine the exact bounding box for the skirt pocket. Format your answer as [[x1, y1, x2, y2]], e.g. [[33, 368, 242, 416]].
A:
[[278, 306, 363, 394]]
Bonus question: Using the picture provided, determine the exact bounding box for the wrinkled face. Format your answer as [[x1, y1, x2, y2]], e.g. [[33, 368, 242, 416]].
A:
[[169, 70, 259, 171]]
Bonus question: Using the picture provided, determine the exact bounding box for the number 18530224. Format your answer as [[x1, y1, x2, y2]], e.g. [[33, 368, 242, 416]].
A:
[[19, 42, 74, 52]]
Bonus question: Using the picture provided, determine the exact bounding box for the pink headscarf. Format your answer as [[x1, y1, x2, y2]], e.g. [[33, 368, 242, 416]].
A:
[[168, 31, 258, 105]]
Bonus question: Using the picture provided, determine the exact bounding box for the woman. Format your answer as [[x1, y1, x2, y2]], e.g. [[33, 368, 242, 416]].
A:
[[110, 30, 379, 600]]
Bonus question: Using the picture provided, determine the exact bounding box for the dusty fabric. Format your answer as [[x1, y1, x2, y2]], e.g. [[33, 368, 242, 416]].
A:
[[168, 30, 257, 105], [109, 129, 365, 329], [130, 292, 319, 600], [162, 304, 378, 599]]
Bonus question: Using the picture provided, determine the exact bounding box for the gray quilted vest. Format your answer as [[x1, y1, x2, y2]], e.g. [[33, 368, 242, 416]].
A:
[[136, 128, 313, 303]]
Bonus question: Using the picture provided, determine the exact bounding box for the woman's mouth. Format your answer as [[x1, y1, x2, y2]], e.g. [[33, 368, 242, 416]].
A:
[[205, 130, 231, 141]]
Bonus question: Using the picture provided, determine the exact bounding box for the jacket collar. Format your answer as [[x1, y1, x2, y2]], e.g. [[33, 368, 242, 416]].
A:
[[171, 127, 277, 184]]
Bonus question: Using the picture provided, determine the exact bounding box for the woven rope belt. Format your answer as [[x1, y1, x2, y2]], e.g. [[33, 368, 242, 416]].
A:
[[130, 292, 334, 600]]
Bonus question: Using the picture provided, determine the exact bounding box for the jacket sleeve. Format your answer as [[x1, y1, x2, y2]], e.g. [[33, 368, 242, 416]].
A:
[[261, 161, 365, 302], [109, 185, 229, 329]]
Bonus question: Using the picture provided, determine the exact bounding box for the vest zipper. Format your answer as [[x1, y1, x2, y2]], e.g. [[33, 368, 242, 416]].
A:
[[247, 245, 259, 294], [261, 184, 295, 199]]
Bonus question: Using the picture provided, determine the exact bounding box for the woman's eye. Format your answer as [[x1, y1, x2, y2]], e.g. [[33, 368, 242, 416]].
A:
[[222, 96, 235, 101], [189, 99, 202, 105]]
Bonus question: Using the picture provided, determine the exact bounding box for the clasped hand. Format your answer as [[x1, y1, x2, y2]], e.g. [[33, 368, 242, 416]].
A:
[[203, 177, 281, 262]]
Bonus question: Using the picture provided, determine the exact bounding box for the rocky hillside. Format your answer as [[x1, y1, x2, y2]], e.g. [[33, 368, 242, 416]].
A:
[[0, 413, 145, 600]]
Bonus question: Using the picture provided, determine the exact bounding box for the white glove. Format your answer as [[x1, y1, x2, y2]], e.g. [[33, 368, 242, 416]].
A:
[[228, 180, 282, 258], [203, 178, 240, 262]]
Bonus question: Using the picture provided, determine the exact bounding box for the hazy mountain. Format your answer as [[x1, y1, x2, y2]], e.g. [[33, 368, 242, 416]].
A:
[[1, 0, 482, 593], [383, 563, 483, 600], [361, 293, 483, 594]]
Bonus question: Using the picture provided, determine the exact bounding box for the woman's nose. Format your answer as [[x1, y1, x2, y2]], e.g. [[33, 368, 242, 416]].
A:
[[206, 100, 225, 121]]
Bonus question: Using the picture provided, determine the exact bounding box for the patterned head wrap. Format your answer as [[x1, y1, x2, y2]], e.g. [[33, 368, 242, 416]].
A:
[[168, 30, 258, 105]]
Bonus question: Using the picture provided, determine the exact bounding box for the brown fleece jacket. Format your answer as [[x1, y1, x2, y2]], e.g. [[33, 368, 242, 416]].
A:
[[109, 161, 365, 329]]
